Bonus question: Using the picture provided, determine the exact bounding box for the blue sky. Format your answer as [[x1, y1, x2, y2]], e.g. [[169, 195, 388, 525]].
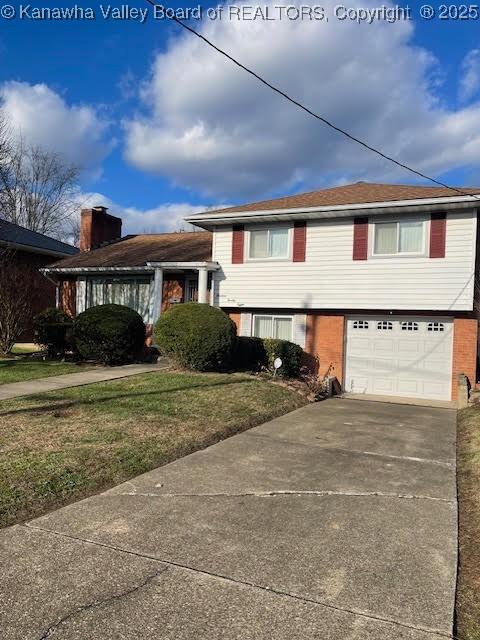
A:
[[1, 0, 480, 232]]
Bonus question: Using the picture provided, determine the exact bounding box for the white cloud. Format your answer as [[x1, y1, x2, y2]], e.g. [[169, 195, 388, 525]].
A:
[[75, 191, 206, 235], [1, 81, 113, 178], [459, 49, 480, 103], [124, 1, 480, 199]]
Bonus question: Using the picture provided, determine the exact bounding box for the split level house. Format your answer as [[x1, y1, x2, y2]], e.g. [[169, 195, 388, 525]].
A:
[[42, 182, 480, 403]]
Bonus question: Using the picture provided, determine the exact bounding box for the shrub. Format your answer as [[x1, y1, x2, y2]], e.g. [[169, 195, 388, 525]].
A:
[[33, 308, 72, 358], [155, 303, 236, 371], [263, 338, 303, 378], [234, 336, 267, 371], [73, 304, 145, 365]]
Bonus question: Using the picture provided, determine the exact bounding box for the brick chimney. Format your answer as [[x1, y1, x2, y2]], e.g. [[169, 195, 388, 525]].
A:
[[80, 206, 122, 252]]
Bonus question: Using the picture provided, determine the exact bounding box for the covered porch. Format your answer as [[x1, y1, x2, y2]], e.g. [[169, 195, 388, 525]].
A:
[[42, 261, 220, 341]]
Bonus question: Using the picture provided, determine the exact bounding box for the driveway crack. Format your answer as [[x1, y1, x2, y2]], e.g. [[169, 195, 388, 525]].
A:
[[118, 489, 454, 503], [24, 523, 452, 639], [37, 566, 167, 639]]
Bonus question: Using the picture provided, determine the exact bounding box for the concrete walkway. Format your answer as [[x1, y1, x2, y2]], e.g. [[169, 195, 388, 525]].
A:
[[0, 359, 170, 401], [1, 399, 457, 639]]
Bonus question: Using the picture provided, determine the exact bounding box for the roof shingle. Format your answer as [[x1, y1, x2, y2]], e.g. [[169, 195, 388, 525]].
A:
[[202, 182, 480, 215], [48, 232, 212, 269], [0, 218, 78, 255]]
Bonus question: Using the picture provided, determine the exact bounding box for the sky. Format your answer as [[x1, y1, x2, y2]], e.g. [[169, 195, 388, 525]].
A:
[[1, 0, 480, 234]]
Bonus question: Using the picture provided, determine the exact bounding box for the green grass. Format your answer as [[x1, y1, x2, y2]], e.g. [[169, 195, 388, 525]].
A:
[[456, 407, 480, 640], [0, 371, 306, 528], [0, 359, 94, 385]]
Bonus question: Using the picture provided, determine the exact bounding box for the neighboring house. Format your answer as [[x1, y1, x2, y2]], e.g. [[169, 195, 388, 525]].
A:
[[43, 182, 480, 402], [0, 218, 78, 340]]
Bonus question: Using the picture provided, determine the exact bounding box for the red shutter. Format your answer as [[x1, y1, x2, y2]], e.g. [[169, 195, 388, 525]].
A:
[[293, 221, 306, 262], [232, 224, 244, 264], [429, 213, 446, 258], [353, 217, 368, 260]]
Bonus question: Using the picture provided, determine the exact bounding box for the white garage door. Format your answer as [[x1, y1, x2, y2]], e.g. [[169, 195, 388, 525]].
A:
[[345, 316, 453, 401]]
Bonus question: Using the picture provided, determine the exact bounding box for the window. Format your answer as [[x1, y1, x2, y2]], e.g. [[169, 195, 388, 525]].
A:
[[249, 228, 289, 259], [373, 220, 424, 256], [353, 320, 369, 329], [87, 277, 152, 322], [377, 321, 393, 330], [427, 322, 445, 332], [253, 315, 293, 341], [401, 321, 419, 331]]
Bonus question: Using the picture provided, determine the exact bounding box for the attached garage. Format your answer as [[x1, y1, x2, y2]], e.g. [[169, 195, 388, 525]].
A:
[[345, 316, 453, 401]]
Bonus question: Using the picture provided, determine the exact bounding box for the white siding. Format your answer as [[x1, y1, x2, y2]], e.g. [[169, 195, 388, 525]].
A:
[[212, 211, 477, 311]]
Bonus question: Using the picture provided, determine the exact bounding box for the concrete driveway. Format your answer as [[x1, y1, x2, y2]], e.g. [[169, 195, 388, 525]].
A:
[[1, 399, 457, 639]]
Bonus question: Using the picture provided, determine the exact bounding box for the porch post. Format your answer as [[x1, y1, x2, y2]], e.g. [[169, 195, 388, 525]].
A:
[[197, 266, 208, 304], [151, 267, 163, 323]]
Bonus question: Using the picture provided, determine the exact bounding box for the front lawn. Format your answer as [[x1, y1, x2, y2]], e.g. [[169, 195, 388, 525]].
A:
[[0, 358, 93, 385], [456, 407, 480, 640], [0, 371, 306, 528]]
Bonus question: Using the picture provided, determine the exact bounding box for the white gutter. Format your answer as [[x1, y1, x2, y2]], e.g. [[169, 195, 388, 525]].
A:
[[185, 195, 480, 228], [146, 261, 220, 270], [41, 261, 220, 275], [41, 266, 154, 275]]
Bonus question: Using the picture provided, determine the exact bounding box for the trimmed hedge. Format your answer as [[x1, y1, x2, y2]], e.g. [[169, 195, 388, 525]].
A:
[[73, 304, 145, 365], [33, 308, 72, 358], [155, 303, 236, 371], [234, 336, 267, 371], [263, 338, 303, 378], [234, 336, 303, 378]]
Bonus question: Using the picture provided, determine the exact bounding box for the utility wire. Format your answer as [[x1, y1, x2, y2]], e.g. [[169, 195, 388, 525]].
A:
[[143, 0, 480, 201]]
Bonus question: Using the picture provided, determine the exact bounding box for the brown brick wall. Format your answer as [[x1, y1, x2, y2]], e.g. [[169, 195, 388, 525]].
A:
[[305, 313, 345, 384], [452, 318, 478, 400], [228, 312, 241, 333], [162, 277, 185, 312], [59, 279, 76, 318], [10, 250, 57, 341]]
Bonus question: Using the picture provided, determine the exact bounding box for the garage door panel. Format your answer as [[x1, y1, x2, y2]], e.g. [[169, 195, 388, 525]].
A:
[[345, 317, 453, 401], [397, 379, 420, 395]]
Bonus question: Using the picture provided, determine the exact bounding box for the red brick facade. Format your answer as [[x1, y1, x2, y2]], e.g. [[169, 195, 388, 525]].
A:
[[306, 313, 345, 382], [452, 318, 478, 400], [11, 250, 58, 341], [59, 279, 76, 318]]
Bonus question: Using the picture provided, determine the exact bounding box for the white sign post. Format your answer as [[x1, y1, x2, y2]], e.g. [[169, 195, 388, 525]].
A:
[[273, 357, 282, 377]]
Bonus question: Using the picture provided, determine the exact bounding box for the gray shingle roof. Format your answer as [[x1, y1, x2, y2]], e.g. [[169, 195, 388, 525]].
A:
[[0, 218, 78, 256]]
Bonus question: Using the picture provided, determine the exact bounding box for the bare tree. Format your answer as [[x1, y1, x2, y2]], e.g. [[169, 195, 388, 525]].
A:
[[0, 248, 32, 355], [0, 111, 81, 241]]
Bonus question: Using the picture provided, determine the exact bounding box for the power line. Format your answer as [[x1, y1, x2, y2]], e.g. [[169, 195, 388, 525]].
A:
[[144, 0, 480, 201]]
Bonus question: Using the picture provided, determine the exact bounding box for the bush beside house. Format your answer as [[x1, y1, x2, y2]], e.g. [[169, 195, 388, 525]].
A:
[[234, 336, 303, 378], [155, 303, 237, 371], [33, 308, 72, 358], [74, 304, 145, 366]]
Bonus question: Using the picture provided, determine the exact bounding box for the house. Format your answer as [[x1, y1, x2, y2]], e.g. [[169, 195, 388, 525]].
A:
[[43, 182, 480, 402], [0, 218, 78, 340]]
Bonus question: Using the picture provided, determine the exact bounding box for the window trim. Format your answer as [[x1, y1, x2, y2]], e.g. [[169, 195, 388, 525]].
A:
[[370, 216, 428, 258], [246, 226, 292, 262], [252, 314, 294, 341]]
